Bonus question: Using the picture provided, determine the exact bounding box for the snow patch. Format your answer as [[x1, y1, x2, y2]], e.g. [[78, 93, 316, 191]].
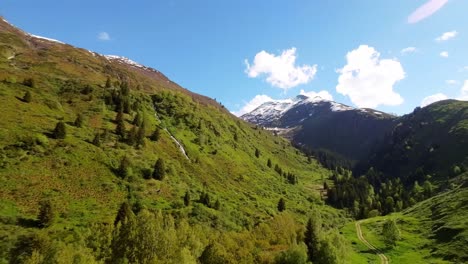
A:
[[330, 102, 354, 112], [105, 55, 155, 71], [28, 34, 64, 44]]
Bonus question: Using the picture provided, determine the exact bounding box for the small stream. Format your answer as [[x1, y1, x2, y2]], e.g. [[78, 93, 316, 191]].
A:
[[154, 112, 190, 160]]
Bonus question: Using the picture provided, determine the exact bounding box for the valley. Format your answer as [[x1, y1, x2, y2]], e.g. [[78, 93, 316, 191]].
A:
[[0, 11, 467, 264]]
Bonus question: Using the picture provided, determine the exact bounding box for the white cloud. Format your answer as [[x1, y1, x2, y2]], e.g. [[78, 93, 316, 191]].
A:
[[299, 89, 334, 101], [98, 32, 110, 41], [408, 0, 449, 24], [233, 94, 273, 116], [435, 31, 458, 42], [336, 45, 405, 109], [459, 66, 468, 72], [446, 80, 458, 85], [440, 51, 449, 58], [458, 80, 468, 100], [401, 47, 417, 55], [245, 48, 317, 90], [421, 93, 448, 107]]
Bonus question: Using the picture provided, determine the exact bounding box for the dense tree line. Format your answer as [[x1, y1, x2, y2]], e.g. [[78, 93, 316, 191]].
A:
[[9, 202, 349, 264], [326, 167, 435, 218]]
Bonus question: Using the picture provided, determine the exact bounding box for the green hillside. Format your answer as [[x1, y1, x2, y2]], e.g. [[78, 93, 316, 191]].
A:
[[342, 184, 468, 263], [356, 100, 468, 185], [0, 17, 353, 263]]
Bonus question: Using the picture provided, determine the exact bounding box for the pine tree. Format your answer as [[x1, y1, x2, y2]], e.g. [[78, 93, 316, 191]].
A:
[[114, 201, 134, 226], [38, 200, 55, 228], [23, 91, 32, 103], [150, 127, 161, 141], [382, 219, 401, 247], [199, 192, 211, 207], [115, 110, 126, 139], [105, 77, 112, 88], [117, 156, 131, 179], [184, 191, 191, 206], [277, 198, 286, 212], [74, 114, 84, 127], [267, 158, 272, 168], [304, 214, 321, 262], [132, 112, 142, 126], [214, 199, 221, 210], [92, 132, 101, 147], [23, 77, 35, 88], [120, 82, 130, 96], [152, 158, 166, 180], [136, 120, 146, 147], [255, 148, 260, 158], [127, 126, 137, 146], [52, 121, 66, 139]]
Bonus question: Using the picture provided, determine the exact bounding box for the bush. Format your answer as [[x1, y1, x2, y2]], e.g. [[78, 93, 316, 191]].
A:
[[274, 244, 308, 264]]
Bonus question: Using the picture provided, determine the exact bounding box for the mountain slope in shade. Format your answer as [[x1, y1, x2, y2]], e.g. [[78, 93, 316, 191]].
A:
[[356, 99, 468, 183], [242, 95, 396, 164]]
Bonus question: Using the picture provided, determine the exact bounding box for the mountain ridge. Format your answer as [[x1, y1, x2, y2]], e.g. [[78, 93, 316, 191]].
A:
[[242, 94, 396, 164]]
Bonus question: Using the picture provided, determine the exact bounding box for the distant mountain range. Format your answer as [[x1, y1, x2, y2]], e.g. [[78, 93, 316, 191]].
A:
[[242, 95, 396, 164]]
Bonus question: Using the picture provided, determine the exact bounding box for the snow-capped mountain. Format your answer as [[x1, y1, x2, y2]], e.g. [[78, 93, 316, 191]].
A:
[[241, 94, 396, 163], [242, 94, 386, 127]]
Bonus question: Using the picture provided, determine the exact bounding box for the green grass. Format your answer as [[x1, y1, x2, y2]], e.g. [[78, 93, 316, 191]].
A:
[[342, 186, 468, 263], [0, 27, 349, 262]]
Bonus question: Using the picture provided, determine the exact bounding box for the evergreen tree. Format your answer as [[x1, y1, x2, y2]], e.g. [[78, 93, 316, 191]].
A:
[[304, 215, 321, 262], [114, 201, 134, 226], [150, 127, 161, 141], [23, 77, 35, 88], [184, 191, 191, 206], [38, 200, 55, 228], [136, 121, 146, 147], [267, 158, 272, 168], [199, 191, 211, 207], [152, 158, 166, 180], [52, 121, 66, 139], [23, 91, 32, 103], [120, 82, 130, 96], [117, 156, 131, 179], [382, 219, 401, 247], [105, 77, 112, 88], [255, 148, 260, 158], [277, 198, 286, 212], [74, 113, 84, 127], [115, 110, 126, 139], [214, 199, 221, 210], [127, 126, 137, 146], [132, 112, 143, 126], [92, 132, 101, 147]]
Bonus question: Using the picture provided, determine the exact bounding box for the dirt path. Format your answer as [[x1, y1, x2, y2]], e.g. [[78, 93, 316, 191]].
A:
[[355, 221, 389, 264]]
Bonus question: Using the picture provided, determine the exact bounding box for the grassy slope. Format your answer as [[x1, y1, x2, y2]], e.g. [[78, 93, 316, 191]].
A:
[[0, 18, 353, 262], [342, 184, 468, 263]]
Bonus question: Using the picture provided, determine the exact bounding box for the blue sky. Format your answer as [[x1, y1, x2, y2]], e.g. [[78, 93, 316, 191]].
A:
[[1, 0, 467, 115]]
